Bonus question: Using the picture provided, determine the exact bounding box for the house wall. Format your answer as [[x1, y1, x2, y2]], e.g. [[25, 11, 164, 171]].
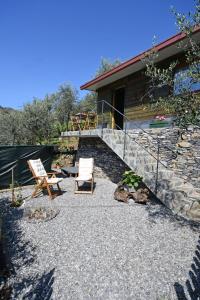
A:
[[97, 52, 187, 128]]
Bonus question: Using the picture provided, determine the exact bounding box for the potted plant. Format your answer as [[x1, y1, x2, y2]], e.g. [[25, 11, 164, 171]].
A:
[[122, 170, 143, 191], [149, 115, 170, 128]]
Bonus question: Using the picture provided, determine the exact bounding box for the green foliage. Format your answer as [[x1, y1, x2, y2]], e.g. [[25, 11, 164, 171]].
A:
[[10, 199, 23, 208], [122, 170, 143, 189], [77, 92, 97, 112], [0, 110, 28, 145], [54, 84, 78, 126], [54, 121, 68, 136], [95, 57, 121, 77], [0, 57, 121, 145], [23, 96, 55, 144], [10, 181, 24, 207], [144, 0, 200, 129]]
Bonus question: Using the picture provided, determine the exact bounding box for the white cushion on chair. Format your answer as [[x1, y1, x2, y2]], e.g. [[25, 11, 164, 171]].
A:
[[47, 178, 63, 184], [78, 158, 94, 177], [29, 159, 47, 178], [74, 157, 94, 193], [75, 175, 92, 181]]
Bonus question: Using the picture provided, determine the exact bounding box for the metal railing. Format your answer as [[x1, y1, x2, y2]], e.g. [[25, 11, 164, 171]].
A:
[[69, 99, 177, 166], [98, 99, 179, 194], [99, 99, 177, 162], [67, 99, 178, 194]]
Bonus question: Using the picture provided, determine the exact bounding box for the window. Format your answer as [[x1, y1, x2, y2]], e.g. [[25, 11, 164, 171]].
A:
[[174, 64, 200, 95]]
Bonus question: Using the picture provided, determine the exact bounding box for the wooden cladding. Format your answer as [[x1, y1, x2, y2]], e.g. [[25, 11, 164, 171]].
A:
[[96, 52, 188, 123], [125, 105, 167, 121]]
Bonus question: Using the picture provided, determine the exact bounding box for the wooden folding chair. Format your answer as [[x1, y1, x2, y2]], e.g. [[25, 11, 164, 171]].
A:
[[70, 116, 80, 131], [28, 159, 63, 200], [87, 112, 97, 129], [74, 158, 94, 194]]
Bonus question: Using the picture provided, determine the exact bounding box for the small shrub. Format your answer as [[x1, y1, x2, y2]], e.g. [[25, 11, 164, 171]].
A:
[[10, 183, 24, 207], [122, 170, 143, 189]]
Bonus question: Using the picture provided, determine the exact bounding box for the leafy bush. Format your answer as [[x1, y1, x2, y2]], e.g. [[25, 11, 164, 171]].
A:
[[122, 170, 143, 189]]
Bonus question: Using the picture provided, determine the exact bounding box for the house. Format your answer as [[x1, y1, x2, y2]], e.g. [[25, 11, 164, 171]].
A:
[[81, 28, 200, 129], [62, 28, 200, 221]]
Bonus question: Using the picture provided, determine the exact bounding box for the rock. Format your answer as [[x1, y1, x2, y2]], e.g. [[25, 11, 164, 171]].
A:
[[127, 198, 135, 205], [177, 141, 191, 148], [192, 132, 200, 139], [181, 133, 189, 140], [114, 185, 129, 203], [128, 188, 149, 204]]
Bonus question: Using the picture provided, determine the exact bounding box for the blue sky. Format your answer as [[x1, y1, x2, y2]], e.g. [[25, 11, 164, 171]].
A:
[[0, 0, 195, 108]]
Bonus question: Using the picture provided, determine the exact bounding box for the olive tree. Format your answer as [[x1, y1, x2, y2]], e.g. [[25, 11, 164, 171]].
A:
[[95, 57, 121, 77], [54, 84, 78, 131], [0, 110, 28, 145], [22, 96, 55, 144], [144, 0, 200, 128]]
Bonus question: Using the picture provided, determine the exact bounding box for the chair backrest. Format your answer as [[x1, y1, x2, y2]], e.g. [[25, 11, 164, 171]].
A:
[[28, 159, 48, 179], [78, 158, 94, 176]]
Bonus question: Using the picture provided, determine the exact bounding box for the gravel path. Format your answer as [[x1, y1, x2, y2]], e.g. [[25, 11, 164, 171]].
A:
[[1, 178, 200, 300]]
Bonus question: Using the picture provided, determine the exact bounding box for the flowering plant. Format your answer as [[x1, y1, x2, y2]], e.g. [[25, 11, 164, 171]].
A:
[[155, 115, 166, 121]]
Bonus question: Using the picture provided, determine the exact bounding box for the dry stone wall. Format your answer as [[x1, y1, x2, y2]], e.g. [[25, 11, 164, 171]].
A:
[[128, 127, 200, 190]]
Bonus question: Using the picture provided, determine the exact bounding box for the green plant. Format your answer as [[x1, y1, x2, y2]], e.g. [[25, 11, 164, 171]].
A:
[[144, 0, 200, 129], [10, 197, 23, 207], [122, 170, 143, 189], [10, 182, 24, 207]]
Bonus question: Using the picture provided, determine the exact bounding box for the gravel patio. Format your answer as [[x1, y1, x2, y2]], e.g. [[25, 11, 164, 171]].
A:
[[1, 177, 200, 300]]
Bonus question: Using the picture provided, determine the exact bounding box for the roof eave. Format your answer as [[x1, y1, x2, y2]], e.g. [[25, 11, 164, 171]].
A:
[[80, 27, 200, 92]]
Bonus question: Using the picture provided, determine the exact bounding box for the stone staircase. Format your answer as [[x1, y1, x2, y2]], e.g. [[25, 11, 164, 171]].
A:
[[100, 129, 200, 221]]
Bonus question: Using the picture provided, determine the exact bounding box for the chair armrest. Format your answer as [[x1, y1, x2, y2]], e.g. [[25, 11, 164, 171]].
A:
[[47, 172, 57, 175], [47, 172, 59, 178], [34, 176, 48, 184]]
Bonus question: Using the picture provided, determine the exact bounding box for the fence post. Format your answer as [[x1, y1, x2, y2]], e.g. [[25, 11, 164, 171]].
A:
[[123, 120, 127, 159], [155, 138, 160, 195], [11, 166, 16, 203]]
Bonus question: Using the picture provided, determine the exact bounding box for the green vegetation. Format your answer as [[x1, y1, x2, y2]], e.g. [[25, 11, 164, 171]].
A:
[[0, 57, 120, 146], [144, 0, 200, 129], [122, 170, 143, 189], [94, 57, 121, 77]]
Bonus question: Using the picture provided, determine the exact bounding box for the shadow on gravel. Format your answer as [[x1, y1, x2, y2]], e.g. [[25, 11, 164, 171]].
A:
[[14, 268, 55, 300], [0, 196, 37, 298], [174, 236, 200, 300], [144, 194, 200, 232]]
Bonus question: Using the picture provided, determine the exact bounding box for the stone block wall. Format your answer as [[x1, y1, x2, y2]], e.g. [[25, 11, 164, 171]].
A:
[[128, 127, 200, 189], [100, 128, 200, 221], [76, 137, 130, 183]]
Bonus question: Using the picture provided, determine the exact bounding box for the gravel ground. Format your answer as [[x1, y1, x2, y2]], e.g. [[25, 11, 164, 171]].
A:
[[1, 177, 200, 300]]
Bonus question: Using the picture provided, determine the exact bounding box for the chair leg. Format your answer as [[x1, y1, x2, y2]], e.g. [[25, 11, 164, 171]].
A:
[[76, 181, 78, 192], [32, 184, 40, 198], [57, 183, 62, 195], [46, 184, 53, 200], [91, 179, 94, 194]]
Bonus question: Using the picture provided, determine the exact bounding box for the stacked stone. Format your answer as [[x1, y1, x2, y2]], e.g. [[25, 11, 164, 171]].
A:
[[128, 128, 200, 189]]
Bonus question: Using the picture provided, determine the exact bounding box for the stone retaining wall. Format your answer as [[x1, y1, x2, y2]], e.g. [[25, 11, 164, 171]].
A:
[[129, 127, 200, 189], [76, 137, 130, 183]]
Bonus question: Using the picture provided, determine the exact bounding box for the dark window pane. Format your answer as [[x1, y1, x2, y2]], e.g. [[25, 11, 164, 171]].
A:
[[174, 65, 200, 95]]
